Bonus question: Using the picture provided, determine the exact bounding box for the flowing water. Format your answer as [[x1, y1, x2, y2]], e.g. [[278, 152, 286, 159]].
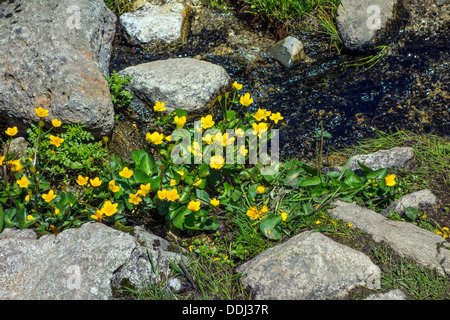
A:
[[110, 7, 449, 161]]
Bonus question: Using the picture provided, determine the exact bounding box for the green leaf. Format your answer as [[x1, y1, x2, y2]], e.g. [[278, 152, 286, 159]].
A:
[[131, 150, 147, 166], [226, 110, 236, 120], [195, 189, 211, 203], [344, 174, 363, 188], [367, 168, 388, 180], [138, 153, 156, 176], [232, 189, 242, 202], [357, 162, 373, 173], [299, 176, 322, 187], [260, 215, 282, 240]]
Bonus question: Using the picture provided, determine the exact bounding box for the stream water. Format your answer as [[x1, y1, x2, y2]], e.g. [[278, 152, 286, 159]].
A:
[[110, 6, 449, 161]]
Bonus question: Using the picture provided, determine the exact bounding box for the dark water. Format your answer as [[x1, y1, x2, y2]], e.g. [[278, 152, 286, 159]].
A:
[[110, 17, 449, 161]]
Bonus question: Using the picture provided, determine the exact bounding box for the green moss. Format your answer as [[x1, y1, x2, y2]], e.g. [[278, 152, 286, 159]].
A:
[[112, 221, 135, 236]]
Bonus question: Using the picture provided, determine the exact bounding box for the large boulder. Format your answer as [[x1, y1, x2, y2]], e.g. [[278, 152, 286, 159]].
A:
[[0, 0, 116, 138], [119, 58, 231, 116], [0, 222, 186, 300], [236, 231, 381, 300], [336, 0, 406, 52]]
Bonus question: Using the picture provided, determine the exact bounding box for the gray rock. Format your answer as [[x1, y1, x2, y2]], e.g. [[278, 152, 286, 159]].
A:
[[329, 200, 450, 276], [365, 289, 407, 300], [338, 147, 415, 171], [0, 0, 116, 138], [336, 0, 403, 51], [382, 189, 439, 217], [267, 36, 307, 68], [2, 137, 30, 159], [120, 3, 191, 45], [119, 58, 231, 115], [236, 231, 381, 300], [0, 222, 185, 299]]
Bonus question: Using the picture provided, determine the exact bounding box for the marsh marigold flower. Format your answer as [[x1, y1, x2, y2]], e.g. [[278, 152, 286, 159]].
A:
[[246, 206, 260, 220], [49, 135, 64, 147], [281, 211, 288, 221], [252, 108, 270, 121], [91, 209, 105, 222], [385, 174, 396, 187], [16, 176, 30, 188], [108, 180, 120, 193], [201, 115, 215, 129], [8, 159, 22, 172], [5, 126, 18, 137], [166, 189, 180, 202], [252, 122, 269, 138], [232, 81, 243, 90], [239, 93, 253, 107], [188, 200, 201, 212], [146, 132, 164, 145], [210, 198, 220, 207], [102, 200, 118, 216], [157, 189, 168, 200], [269, 112, 284, 124], [119, 167, 133, 179], [257, 186, 265, 194], [42, 190, 57, 202], [51, 119, 62, 127], [174, 115, 186, 129], [90, 177, 102, 187], [76, 175, 89, 186], [209, 155, 224, 170], [153, 101, 166, 112], [34, 107, 49, 118], [139, 183, 151, 197], [129, 192, 143, 205]]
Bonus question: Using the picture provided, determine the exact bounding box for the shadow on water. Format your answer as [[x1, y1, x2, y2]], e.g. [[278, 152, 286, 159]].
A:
[[110, 16, 449, 161]]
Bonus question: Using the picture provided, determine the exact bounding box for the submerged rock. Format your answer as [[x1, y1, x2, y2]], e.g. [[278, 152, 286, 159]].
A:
[[0, 0, 116, 138], [119, 58, 231, 116]]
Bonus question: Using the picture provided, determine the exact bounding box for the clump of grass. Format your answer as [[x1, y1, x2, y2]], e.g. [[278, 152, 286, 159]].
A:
[[103, 0, 133, 15]]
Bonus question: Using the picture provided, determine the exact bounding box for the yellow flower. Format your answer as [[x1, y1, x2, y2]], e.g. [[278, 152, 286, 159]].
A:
[[153, 101, 166, 112], [315, 220, 321, 225], [91, 209, 105, 222], [129, 192, 143, 205], [49, 135, 64, 147], [102, 200, 119, 216], [232, 81, 243, 90], [239, 93, 253, 107], [51, 119, 62, 127], [108, 180, 120, 193], [246, 206, 261, 220], [252, 122, 269, 138], [214, 132, 234, 147], [139, 183, 151, 197], [188, 142, 202, 157], [174, 115, 186, 129], [210, 198, 220, 207], [8, 159, 22, 172], [269, 112, 284, 124], [170, 179, 177, 186], [257, 186, 265, 194], [90, 177, 102, 187], [5, 126, 18, 136], [252, 108, 270, 121], [348, 222, 353, 228], [165, 135, 172, 142], [76, 175, 89, 186], [16, 176, 30, 188], [42, 190, 57, 202], [25, 194, 31, 201], [119, 167, 133, 179], [209, 155, 224, 170], [201, 115, 215, 129], [146, 132, 164, 145], [202, 134, 214, 145], [259, 206, 269, 215], [238, 145, 248, 156], [34, 107, 49, 118], [193, 179, 202, 186], [235, 128, 245, 137], [27, 215, 35, 221], [0, 156, 4, 166], [55, 208, 60, 215], [157, 189, 168, 200], [385, 174, 396, 187], [281, 211, 288, 221], [188, 200, 201, 212], [166, 189, 180, 202], [177, 170, 186, 180]]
